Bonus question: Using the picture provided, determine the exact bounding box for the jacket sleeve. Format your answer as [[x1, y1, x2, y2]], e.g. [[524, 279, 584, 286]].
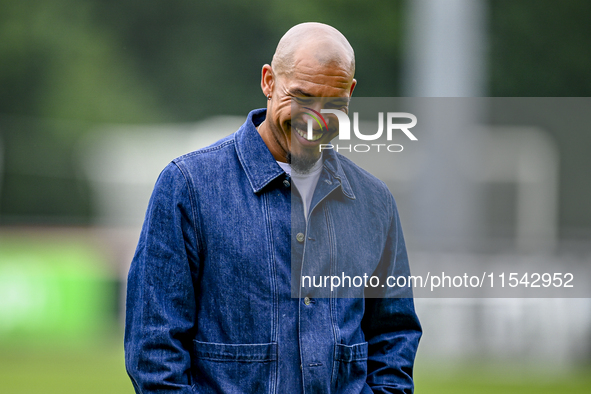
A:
[[124, 162, 200, 393], [361, 192, 422, 394]]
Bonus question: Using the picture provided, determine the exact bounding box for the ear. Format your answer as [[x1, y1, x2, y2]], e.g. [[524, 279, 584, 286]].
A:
[[349, 79, 357, 97], [261, 64, 275, 97]]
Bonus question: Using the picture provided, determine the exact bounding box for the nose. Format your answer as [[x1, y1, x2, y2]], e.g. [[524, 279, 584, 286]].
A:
[[302, 114, 323, 132], [302, 105, 328, 132]]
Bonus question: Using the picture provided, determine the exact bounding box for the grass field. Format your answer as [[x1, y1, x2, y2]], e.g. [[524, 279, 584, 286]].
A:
[[414, 362, 591, 394], [1, 342, 590, 394], [0, 343, 131, 394]]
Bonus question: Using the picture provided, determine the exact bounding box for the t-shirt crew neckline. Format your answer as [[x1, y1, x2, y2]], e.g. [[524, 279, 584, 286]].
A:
[[277, 158, 323, 221]]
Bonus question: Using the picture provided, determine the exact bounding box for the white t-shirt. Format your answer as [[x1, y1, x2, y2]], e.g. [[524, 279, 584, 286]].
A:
[[277, 159, 323, 221]]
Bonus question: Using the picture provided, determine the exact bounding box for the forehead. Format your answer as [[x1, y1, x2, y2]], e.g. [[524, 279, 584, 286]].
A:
[[283, 57, 354, 97]]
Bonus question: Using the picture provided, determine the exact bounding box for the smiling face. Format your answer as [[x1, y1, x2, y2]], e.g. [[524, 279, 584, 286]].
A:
[[258, 26, 356, 173]]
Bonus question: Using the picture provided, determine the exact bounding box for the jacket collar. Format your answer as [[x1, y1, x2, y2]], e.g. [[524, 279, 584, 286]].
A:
[[235, 108, 355, 199], [322, 148, 356, 200], [234, 109, 284, 193]]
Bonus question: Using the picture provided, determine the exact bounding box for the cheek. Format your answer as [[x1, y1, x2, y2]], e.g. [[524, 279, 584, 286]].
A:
[[275, 99, 292, 119], [326, 131, 339, 141]]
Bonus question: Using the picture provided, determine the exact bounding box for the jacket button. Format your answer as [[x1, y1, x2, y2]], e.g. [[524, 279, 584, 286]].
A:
[[296, 232, 305, 243], [304, 297, 311, 305], [283, 179, 290, 187]]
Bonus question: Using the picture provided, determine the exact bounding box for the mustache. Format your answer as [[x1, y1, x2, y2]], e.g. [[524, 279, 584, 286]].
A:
[[290, 121, 338, 134]]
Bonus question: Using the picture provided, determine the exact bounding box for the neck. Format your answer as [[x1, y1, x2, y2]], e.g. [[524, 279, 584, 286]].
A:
[[257, 119, 289, 163]]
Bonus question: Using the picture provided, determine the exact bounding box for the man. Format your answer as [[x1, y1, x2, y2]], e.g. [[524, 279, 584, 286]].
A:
[[125, 22, 421, 393]]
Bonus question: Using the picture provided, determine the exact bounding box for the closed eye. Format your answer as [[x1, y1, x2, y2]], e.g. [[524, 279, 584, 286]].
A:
[[293, 97, 314, 106]]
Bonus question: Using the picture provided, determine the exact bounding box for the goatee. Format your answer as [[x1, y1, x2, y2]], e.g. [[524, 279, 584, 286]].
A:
[[286, 152, 318, 174]]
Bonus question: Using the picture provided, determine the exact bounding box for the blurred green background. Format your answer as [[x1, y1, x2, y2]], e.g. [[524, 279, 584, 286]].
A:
[[1, 0, 590, 392], [2, 0, 591, 231]]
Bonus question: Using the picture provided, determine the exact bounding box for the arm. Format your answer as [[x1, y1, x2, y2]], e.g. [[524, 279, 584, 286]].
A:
[[124, 163, 200, 393], [361, 193, 422, 393]]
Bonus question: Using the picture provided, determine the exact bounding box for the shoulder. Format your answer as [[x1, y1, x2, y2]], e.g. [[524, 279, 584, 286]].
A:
[[335, 152, 392, 198], [172, 133, 237, 167], [150, 132, 239, 196], [332, 152, 398, 221]]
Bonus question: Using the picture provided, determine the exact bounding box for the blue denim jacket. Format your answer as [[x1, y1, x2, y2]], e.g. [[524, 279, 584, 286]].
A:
[[125, 109, 421, 393]]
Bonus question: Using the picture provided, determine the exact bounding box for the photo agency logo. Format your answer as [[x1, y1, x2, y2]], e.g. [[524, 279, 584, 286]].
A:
[[304, 107, 418, 153]]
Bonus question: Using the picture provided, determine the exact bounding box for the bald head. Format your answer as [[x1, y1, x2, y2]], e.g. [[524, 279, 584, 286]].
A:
[[271, 22, 355, 77]]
